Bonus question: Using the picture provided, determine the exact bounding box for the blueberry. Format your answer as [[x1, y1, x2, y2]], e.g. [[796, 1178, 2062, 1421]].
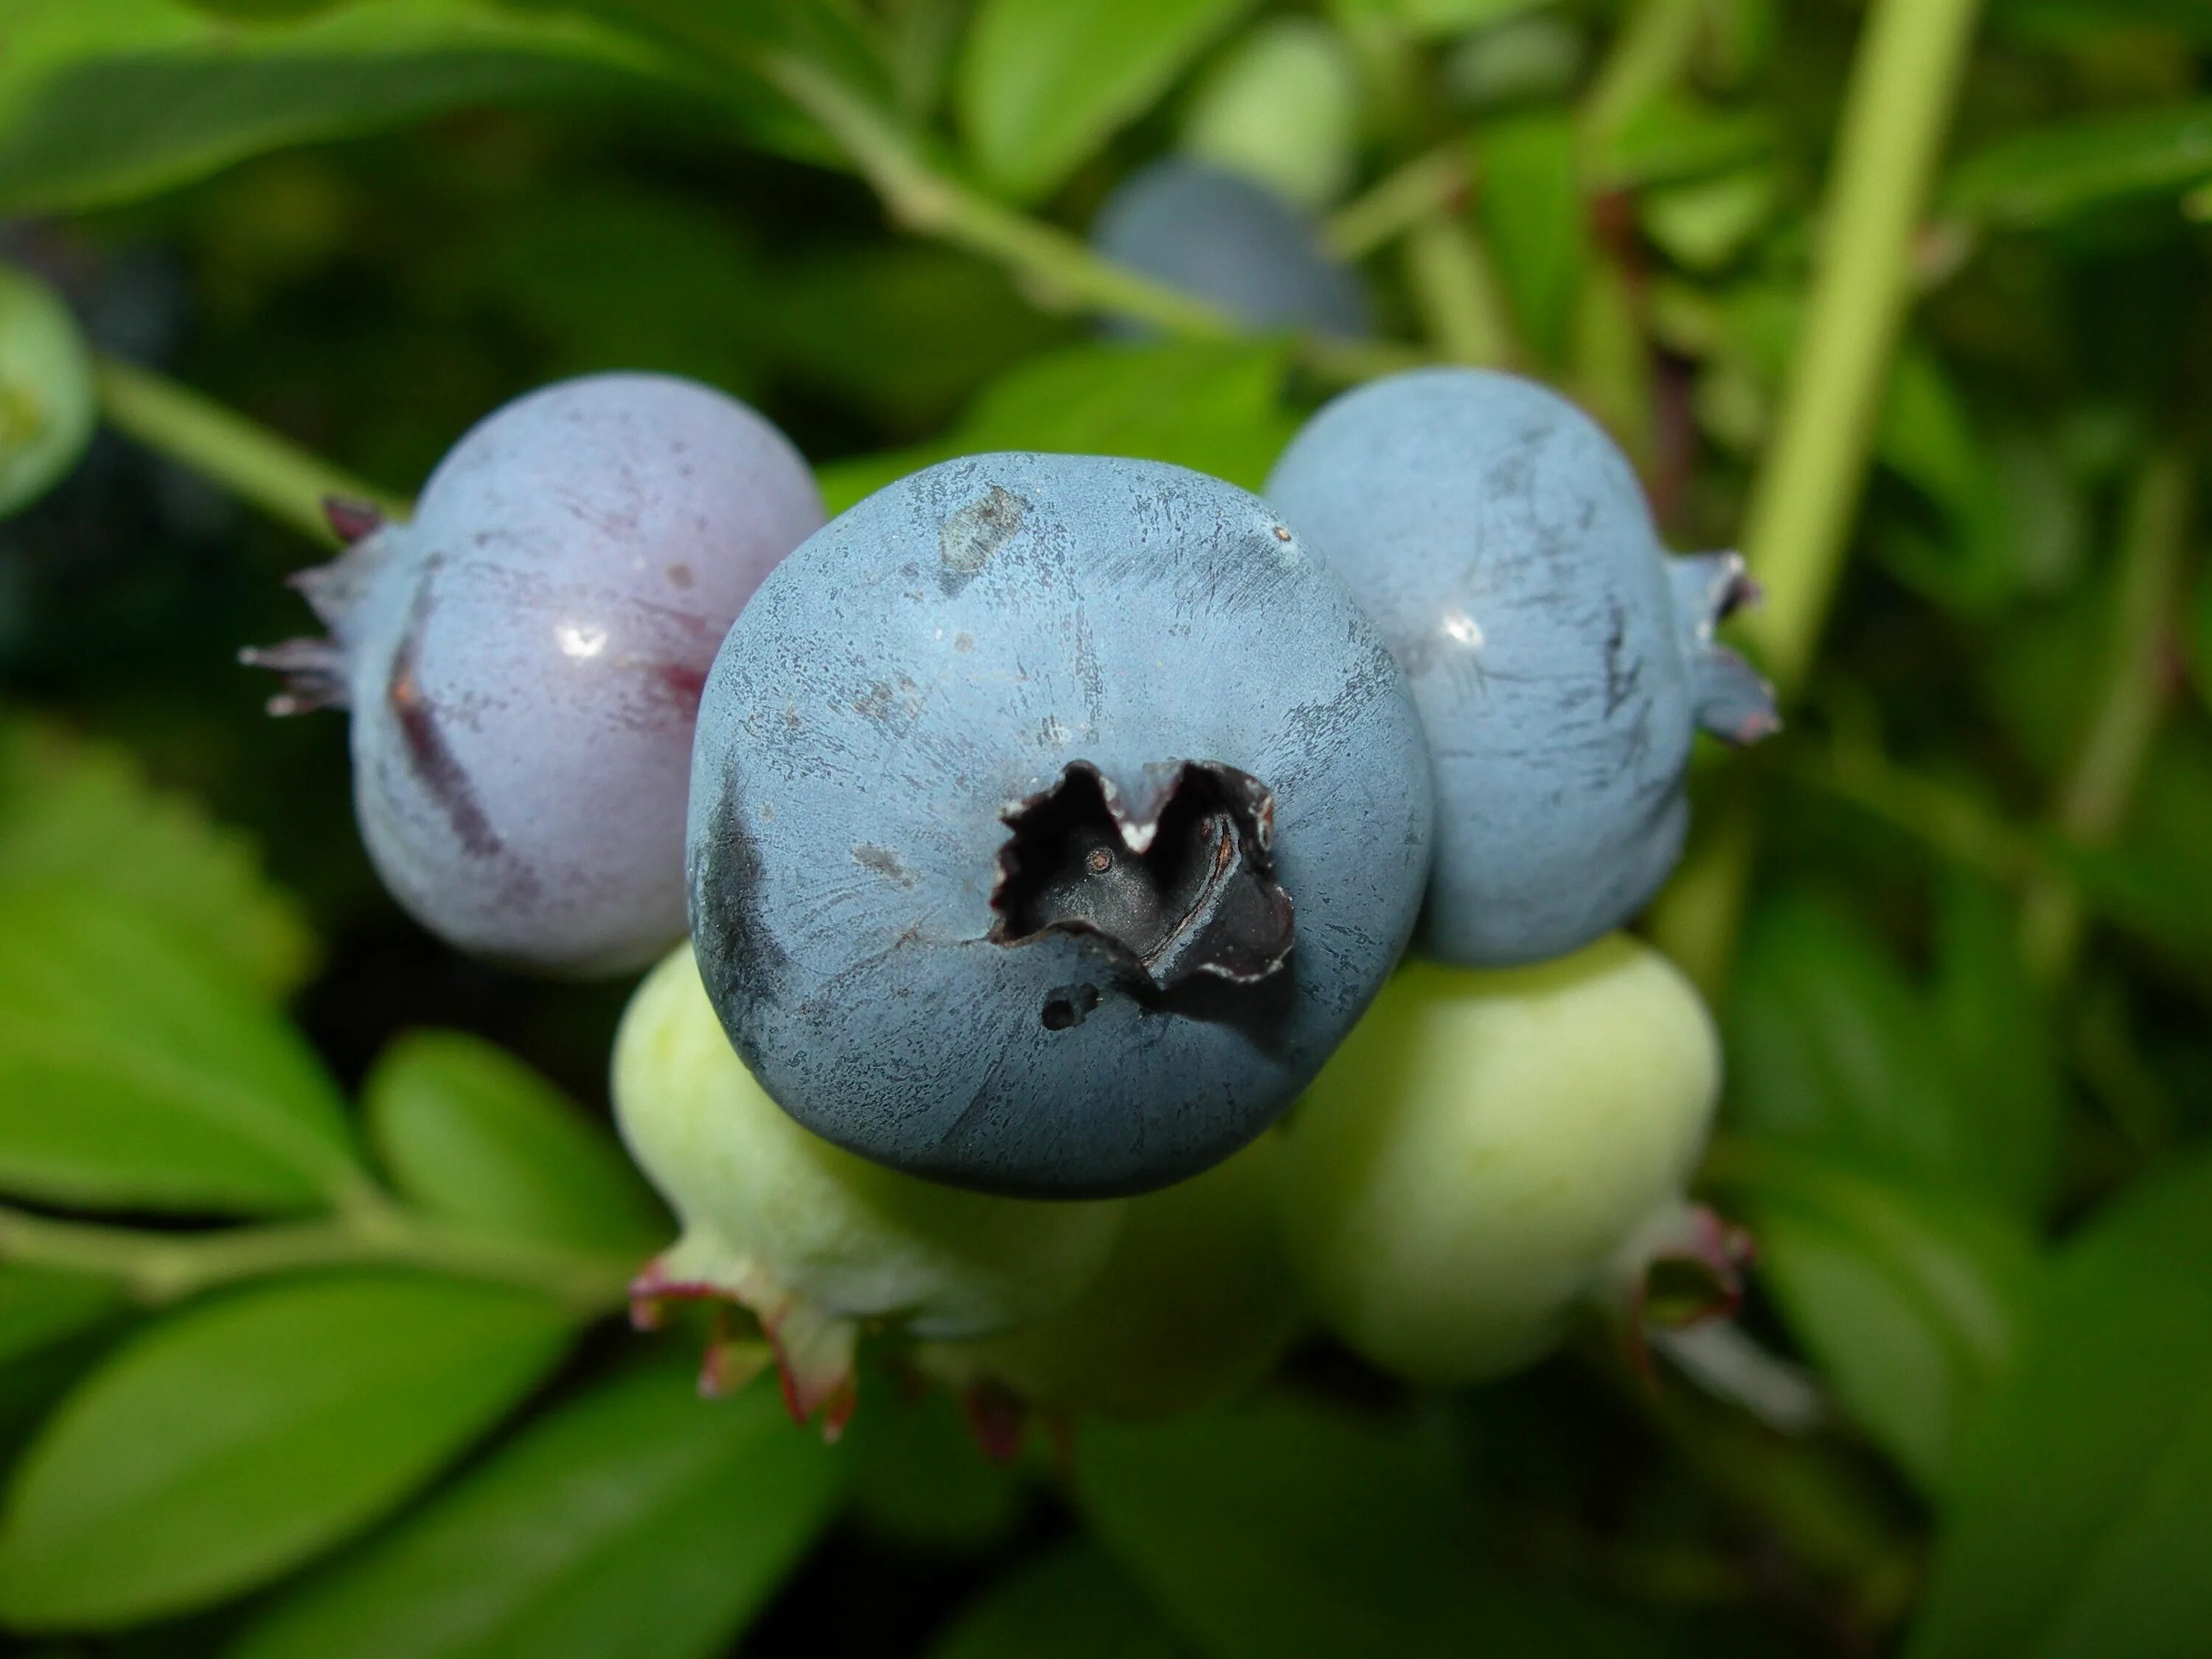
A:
[[1265, 368, 1777, 966], [1090, 158, 1371, 339], [687, 452, 1433, 1198], [248, 372, 823, 975]]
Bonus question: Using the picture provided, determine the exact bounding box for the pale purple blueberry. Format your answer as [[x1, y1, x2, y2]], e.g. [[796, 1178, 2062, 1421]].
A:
[[1265, 368, 1778, 967], [248, 372, 824, 975], [687, 452, 1433, 1198]]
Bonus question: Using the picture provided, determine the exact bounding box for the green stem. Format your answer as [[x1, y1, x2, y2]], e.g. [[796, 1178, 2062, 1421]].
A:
[[2019, 449, 2193, 984], [751, 53, 1425, 385], [0, 1200, 636, 1316], [94, 356, 408, 546], [1650, 0, 1982, 991], [1324, 140, 1470, 260], [755, 54, 1234, 338], [1402, 216, 1520, 367], [1580, 0, 1703, 153], [1735, 0, 1983, 693]]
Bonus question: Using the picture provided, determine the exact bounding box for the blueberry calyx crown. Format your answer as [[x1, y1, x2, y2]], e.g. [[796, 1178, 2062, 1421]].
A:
[[989, 759, 1295, 995]]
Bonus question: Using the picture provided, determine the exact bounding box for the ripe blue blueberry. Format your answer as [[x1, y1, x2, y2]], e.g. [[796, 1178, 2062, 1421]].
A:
[[1091, 158, 1370, 338], [248, 372, 824, 975], [687, 452, 1433, 1198], [1265, 368, 1777, 967]]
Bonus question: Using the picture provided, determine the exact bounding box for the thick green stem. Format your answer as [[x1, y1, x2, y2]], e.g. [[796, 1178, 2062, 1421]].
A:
[[1651, 0, 1982, 991], [0, 1200, 636, 1316], [1735, 0, 1983, 693], [2020, 450, 2194, 984], [94, 356, 407, 546]]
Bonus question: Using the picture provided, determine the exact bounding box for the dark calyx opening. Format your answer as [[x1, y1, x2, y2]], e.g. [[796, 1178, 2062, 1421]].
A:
[[990, 759, 1295, 995]]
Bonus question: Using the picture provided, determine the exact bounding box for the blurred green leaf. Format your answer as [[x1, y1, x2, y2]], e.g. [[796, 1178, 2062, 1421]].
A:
[[0, 1271, 576, 1630], [927, 1543, 1192, 1659], [817, 339, 1296, 515], [1475, 111, 1585, 366], [1588, 93, 1773, 190], [1729, 893, 1966, 1183], [1076, 1400, 1649, 1658], [1730, 888, 2062, 1215], [364, 1031, 667, 1259], [958, 0, 1253, 201], [227, 1356, 842, 1659], [1638, 167, 1777, 272], [0, 1267, 123, 1371], [0, 887, 358, 1215], [1720, 1140, 2042, 1496], [422, 186, 766, 400], [0, 262, 96, 515], [1908, 1150, 2212, 1658], [845, 1380, 1026, 1555], [1933, 877, 2063, 1213], [1944, 100, 2212, 229], [0, 717, 315, 996], [0, 0, 706, 213], [764, 246, 1070, 431]]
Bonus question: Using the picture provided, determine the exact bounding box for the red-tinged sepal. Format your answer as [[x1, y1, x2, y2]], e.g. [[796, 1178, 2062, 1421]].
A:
[[629, 1227, 863, 1440], [1599, 1200, 1755, 1382], [322, 495, 386, 544], [958, 1378, 1030, 1465]]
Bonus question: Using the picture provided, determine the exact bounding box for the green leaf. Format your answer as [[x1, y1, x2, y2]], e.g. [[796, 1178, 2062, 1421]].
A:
[[1908, 1150, 2212, 1659], [816, 339, 1297, 515], [1728, 891, 1969, 1186], [226, 1356, 843, 1659], [0, 717, 315, 997], [1931, 877, 2062, 1214], [0, 887, 360, 1215], [0, 1267, 123, 1371], [1944, 100, 2212, 229], [928, 1543, 1192, 1659], [0, 1272, 576, 1630], [958, 0, 1253, 201], [1076, 1400, 1648, 1658], [0, 0, 702, 212], [1720, 1141, 2042, 1495], [1588, 93, 1773, 191], [1475, 111, 1586, 367], [0, 263, 95, 515], [364, 1030, 668, 1258]]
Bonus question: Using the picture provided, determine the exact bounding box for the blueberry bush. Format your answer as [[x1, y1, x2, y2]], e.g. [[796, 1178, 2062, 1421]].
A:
[[2, 1, 2211, 1655]]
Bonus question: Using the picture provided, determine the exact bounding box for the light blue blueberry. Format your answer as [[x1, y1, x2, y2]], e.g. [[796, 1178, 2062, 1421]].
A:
[[1266, 368, 1777, 966], [688, 452, 1433, 1198]]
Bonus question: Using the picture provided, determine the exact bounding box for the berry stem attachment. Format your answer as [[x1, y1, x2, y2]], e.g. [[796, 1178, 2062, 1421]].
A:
[[92, 354, 409, 547], [0, 1197, 633, 1315]]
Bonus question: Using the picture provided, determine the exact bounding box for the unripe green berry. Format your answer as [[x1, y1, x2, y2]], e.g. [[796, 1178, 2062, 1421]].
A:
[[1279, 934, 1721, 1385], [924, 1133, 1305, 1422], [0, 264, 96, 518], [613, 944, 1124, 1433]]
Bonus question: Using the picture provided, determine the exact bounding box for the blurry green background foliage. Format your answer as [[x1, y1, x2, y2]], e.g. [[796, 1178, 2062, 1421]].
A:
[[1, 0, 2211, 1655]]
